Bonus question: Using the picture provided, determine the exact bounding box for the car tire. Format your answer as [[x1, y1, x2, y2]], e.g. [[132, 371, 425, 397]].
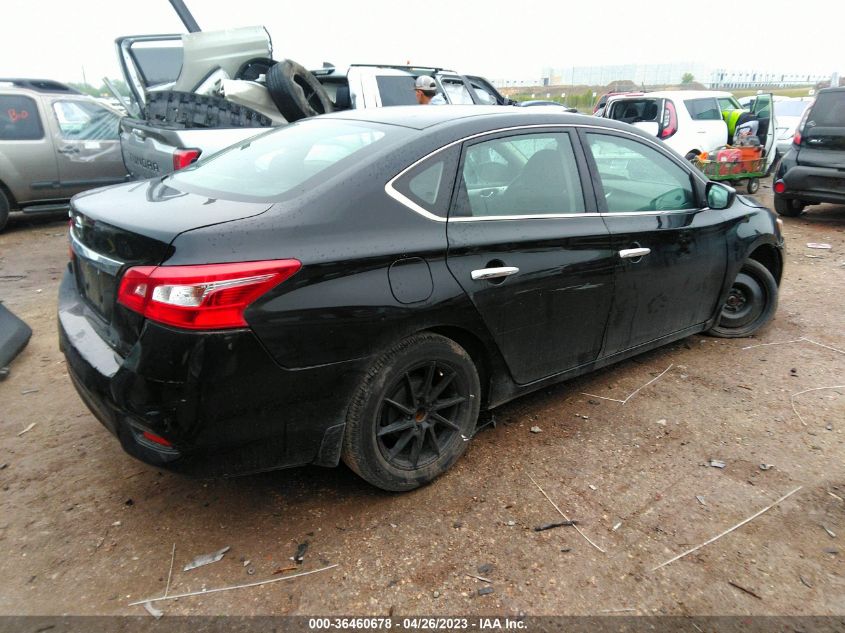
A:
[[342, 333, 481, 492], [708, 259, 778, 338], [144, 91, 273, 129], [773, 193, 805, 217], [0, 189, 10, 233], [265, 59, 334, 122]]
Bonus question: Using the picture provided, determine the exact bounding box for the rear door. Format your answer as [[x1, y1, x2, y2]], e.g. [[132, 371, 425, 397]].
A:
[[580, 130, 728, 356], [445, 127, 617, 384], [45, 97, 128, 196]]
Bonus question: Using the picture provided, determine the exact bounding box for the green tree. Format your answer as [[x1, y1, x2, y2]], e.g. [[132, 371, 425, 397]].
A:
[[681, 72, 695, 84]]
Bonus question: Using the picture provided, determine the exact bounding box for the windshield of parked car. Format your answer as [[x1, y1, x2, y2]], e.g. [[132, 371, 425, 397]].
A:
[[775, 100, 812, 117], [168, 119, 399, 201]]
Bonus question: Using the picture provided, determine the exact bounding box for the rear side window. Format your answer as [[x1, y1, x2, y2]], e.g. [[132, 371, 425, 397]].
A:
[[0, 95, 43, 140], [808, 92, 845, 127], [129, 41, 183, 87], [376, 76, 418, 106], [392, 147, 459, 217], [685, 98, 721, 121]]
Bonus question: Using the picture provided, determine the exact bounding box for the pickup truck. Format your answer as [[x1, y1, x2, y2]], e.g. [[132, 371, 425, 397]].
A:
[[116, 5, 514, 179]]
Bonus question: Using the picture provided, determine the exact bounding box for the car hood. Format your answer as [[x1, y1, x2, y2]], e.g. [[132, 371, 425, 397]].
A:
[[71, 179, 273, 244]]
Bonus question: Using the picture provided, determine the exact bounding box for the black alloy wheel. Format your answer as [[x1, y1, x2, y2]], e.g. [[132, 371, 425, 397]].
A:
[[342, 333, 480, 491], [708, 259, 778, 338], [377, 360, 466, 470]]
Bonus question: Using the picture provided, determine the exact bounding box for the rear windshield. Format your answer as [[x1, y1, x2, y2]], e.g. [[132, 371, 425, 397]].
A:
[[775, 100, 812, 117], [168, 119, 400, 202], [809, 92, 845, 127]]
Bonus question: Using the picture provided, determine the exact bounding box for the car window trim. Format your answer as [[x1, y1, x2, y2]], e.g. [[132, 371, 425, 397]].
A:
[[385, 123, 707, 222]]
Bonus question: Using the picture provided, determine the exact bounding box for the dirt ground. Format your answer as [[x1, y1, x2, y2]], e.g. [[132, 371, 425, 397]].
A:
[[0, 179, 843, 618]]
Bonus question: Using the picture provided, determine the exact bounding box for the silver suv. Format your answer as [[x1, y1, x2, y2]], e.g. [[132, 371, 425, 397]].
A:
[[0, 79, 129, 231]]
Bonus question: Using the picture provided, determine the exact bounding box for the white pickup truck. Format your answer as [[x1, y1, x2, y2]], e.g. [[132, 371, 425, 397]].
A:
[[116, 3, 514, 179]]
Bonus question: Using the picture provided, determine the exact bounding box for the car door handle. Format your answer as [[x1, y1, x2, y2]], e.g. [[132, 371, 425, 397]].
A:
[[619, 247, 651, 259], [58, 146, 79, 154], [471, 266, 519, 280]]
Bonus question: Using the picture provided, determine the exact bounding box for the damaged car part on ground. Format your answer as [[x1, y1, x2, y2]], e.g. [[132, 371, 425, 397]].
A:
[[58, 106, 784, 491]]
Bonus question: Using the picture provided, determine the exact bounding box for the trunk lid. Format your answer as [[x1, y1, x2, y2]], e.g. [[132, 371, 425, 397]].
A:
[[68, 180, 272, 350]]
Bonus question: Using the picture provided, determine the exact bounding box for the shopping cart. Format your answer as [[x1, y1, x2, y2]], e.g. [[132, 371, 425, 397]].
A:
[[694, 156, 766, 194]]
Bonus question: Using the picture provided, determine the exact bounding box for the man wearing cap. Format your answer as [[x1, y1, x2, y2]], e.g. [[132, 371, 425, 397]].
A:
[[414, 75, 447, 105]]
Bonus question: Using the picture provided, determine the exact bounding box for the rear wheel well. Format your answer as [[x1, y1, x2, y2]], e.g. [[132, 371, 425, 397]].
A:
[[425, 326, 491, 408], [748, 244, 782, 284]]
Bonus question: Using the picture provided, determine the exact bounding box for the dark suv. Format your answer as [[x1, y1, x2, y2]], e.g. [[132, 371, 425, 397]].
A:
[[773, 87, 845, 216]]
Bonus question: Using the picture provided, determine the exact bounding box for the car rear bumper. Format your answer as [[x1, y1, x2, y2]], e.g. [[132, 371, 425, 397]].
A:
[[58, 269, 365, 477], [780, 165, 845, 205]]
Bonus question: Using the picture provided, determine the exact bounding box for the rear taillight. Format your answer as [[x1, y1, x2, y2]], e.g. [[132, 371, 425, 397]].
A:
[[793, 103, 813, 146], [173, 148, 201, 171], [660, 100, 677, 139], [773, 180, 786, 194], [117, 260, 301, 330]]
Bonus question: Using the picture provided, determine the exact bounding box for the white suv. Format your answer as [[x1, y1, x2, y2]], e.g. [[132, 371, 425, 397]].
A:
[[602, 90, 731, 160]]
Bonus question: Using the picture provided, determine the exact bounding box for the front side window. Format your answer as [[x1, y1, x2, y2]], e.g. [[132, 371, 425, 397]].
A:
[[441, 78, 473, 104], [685, 98, 721, 121], [586, 133, 697, 212], [0, 95, 43, 140], [454, 132, 585, 217], [52, 100, 120, 140], [469, 81, 497, 105], [170, 119, 400, 201]]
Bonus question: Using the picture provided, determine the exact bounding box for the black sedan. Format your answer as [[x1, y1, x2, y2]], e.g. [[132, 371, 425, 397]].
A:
[[59, 106, 784, 491]]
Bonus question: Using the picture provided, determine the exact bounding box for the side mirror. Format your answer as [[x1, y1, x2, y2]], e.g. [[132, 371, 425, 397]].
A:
[[705, 181, 736, 210]]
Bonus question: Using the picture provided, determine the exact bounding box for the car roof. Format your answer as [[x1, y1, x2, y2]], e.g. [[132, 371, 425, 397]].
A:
[[640, 90, 732, 99], [317, 105, 651, 141]]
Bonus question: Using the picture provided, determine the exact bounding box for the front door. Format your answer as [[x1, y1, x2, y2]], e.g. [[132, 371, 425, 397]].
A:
[[45, 97, 128, 198], [580, 130, 729, 357], [445, 128, 616, 384]]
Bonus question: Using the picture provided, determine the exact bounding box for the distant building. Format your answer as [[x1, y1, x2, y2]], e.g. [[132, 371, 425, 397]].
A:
[[493, 63, 833, 89]]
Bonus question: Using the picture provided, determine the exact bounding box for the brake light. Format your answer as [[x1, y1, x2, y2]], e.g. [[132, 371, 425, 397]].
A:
[[117, 260, 301, 330], [773, 180, 786, 194], [172, 148, 201, 171], [660, 100, 677, 139], [793, 104, 813, 146]]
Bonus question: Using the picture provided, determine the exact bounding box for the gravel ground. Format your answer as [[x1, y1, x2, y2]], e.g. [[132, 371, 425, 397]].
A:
[[0, 181, 843, 617]]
